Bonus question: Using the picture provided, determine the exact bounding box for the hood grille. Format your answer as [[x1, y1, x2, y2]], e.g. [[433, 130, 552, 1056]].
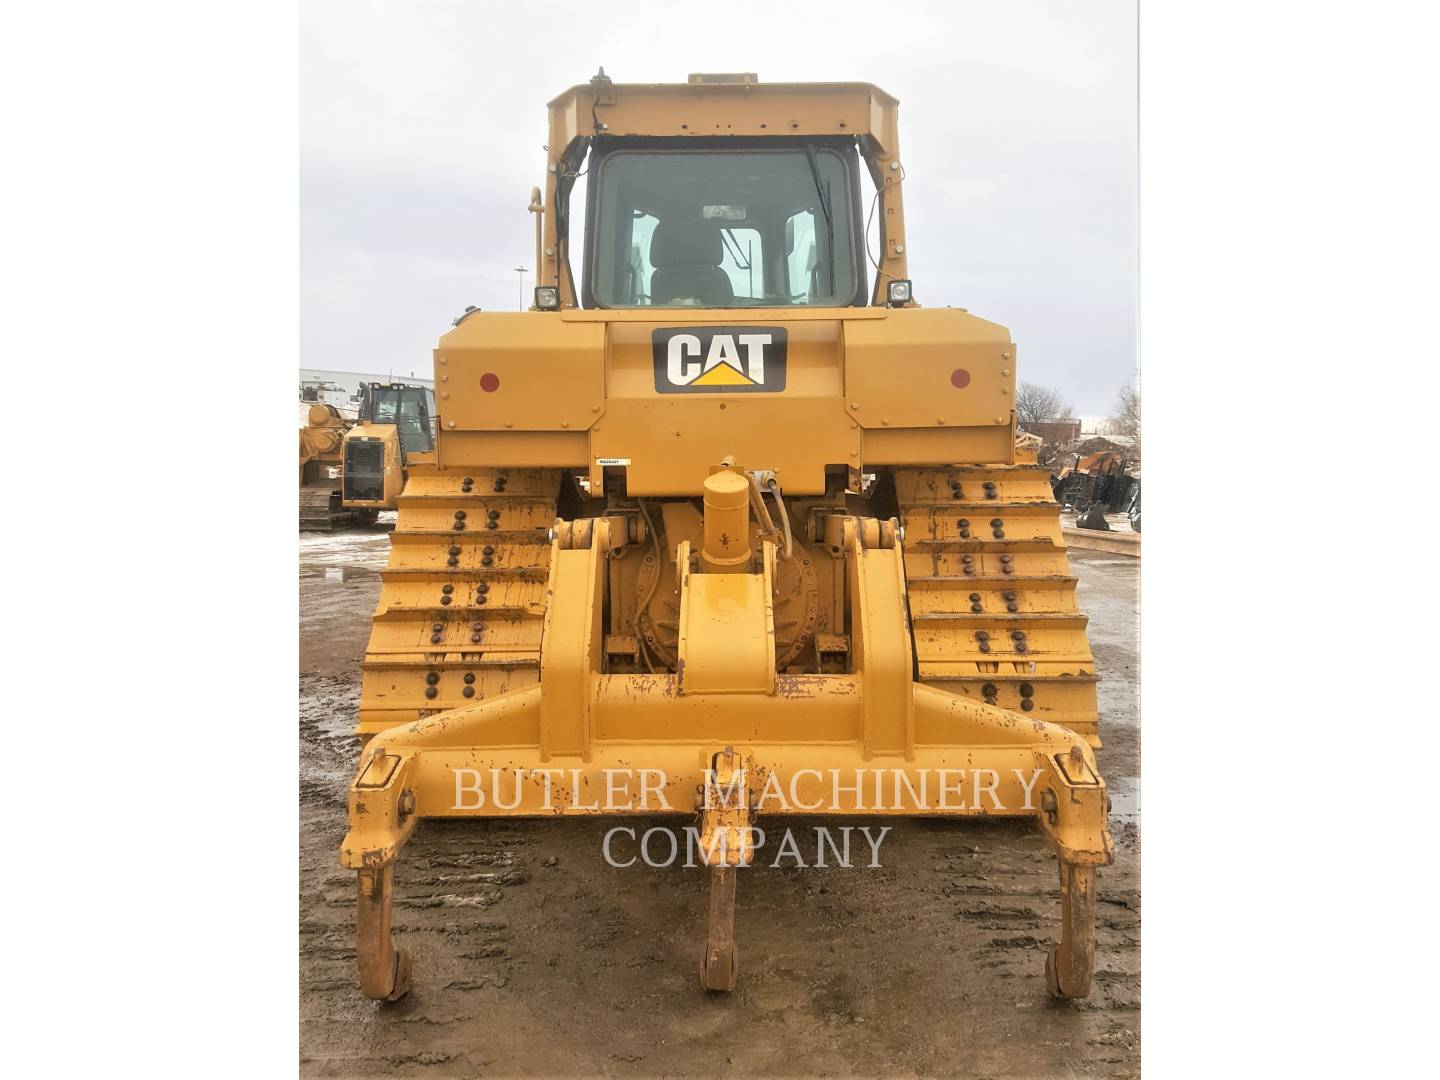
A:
[[343, 440, 384, 502]]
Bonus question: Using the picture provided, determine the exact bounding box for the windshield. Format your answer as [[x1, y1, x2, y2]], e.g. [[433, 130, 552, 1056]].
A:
[[587, 147, 860, 308], [365, 386, 436, 456], [371, 391, 400, 425]]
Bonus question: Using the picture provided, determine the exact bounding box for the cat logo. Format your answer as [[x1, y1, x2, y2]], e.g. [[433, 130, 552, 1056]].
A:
[[652, 326, 788, 394]]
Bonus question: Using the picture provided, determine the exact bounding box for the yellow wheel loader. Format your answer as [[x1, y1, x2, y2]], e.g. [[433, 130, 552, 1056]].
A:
[[341, 72, 1112, 1002], [299, 402, 362, 531], [339, 381, 438, 520]]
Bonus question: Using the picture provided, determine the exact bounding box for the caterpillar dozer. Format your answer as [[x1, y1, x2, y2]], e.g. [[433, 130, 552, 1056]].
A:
[[338, 381, 438, 517], [299, 401, 361, 531], [299, 383, 438, 530], [340, 71, 1112, 1001]]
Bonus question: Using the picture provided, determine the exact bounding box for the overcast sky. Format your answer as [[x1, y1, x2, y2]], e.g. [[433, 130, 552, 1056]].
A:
[[301, 0, 1135, 417]]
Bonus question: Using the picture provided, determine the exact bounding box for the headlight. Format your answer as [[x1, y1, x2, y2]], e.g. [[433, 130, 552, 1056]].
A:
[[887, 279, 913, 306], [534, 285, 560, 310]]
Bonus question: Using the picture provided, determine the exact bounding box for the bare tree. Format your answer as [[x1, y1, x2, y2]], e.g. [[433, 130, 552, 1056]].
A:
[[1105, 379, 1140, 456], [1014, 382, 1074, 429]]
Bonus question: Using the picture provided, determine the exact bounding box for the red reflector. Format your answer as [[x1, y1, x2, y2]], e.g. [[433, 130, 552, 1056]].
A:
[[480, 373, 500, 392], [950, 368, 971, 389]]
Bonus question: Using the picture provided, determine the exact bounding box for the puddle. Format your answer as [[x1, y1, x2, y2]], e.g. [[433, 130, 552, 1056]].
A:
[[1107, 780, 1140, 820], [298, 521, 393, 574], [299, 564, 376, 582]]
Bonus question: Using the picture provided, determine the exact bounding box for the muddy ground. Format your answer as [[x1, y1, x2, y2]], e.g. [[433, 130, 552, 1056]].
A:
[[300, 522, 1140, 1079]]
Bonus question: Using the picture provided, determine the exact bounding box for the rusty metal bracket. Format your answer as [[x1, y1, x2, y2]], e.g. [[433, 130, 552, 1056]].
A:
[[1046, 862, 1097, 998], [699, 747, 753, 991], [1033, 744, 1112, 998], [340, 749, 421, 1002], [357, 866, 412, 1001]]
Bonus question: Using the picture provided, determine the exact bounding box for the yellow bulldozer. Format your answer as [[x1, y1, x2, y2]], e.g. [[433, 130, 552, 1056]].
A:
[[299, 381, 437, 530], [338, 381, 438, 515], [340, 72, 1112, 1001]]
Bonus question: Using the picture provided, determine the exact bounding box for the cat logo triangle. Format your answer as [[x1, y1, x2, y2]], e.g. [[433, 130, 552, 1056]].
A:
[[692, 361, 754, 386]]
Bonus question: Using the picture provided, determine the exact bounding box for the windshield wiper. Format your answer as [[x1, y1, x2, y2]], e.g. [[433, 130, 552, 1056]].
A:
[[805, 145, 836, 296]]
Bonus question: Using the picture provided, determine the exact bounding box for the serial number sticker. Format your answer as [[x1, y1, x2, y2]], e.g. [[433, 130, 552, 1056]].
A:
[[595, 457, 631, 466]]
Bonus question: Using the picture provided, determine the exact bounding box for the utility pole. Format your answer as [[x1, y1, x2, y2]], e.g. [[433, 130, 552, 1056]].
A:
[[513, 265, 528, 311]]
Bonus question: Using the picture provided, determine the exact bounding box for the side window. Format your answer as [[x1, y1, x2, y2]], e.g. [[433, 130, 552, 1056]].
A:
[[393, 390, 434, 454], [719, 227, 763, 300], [629, 212, 658, 304], [786, 210, 818, 303]]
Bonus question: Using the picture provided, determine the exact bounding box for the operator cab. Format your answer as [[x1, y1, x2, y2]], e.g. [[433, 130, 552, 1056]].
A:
[[358, 382, 436, 458]]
